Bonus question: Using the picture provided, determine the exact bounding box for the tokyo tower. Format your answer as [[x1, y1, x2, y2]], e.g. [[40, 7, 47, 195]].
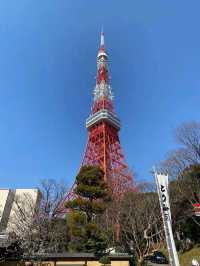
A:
[[57, 31, 133, 214]]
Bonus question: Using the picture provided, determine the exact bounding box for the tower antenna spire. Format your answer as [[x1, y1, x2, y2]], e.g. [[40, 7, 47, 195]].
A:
[[100, 28, 105, 49]]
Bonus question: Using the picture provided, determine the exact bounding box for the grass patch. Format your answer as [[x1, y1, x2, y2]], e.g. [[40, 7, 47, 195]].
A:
[[156, 246, 200, 265], [179, 247, 200, 266]]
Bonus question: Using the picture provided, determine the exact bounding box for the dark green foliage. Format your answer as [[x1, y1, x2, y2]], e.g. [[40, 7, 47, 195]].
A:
[[170, 164, 200, 248], [84, 222, 108, 255], [75, 166, 110, 201], [67, 166, 110, 255], [129, 254, 137, 266], [68, 212, 86, 237], [66, 198, 106, 216], [0, 240, 22, 261], [99, 255, 111, 265], [179, 164, 200, 202]]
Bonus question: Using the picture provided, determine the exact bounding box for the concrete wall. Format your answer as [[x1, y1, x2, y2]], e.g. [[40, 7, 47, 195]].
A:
[[0, 189, 15, 232], [0, 188, 40, 234], [7, 188, 40, 233]]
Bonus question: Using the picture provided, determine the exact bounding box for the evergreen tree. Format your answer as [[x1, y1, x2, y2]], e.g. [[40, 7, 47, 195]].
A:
[[66, 166, 110, 255]]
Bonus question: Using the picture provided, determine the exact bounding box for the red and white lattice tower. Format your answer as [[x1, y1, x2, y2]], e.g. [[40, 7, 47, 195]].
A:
[[57, 31, 133, 214]]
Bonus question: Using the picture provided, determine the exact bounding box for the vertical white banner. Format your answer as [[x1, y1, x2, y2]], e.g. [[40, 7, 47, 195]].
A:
[[155, 173, 180, 266]]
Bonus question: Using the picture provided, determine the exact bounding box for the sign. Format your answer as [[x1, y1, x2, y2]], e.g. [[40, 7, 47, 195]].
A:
[[155, 172, 180, 266], [192, 203, 200, 217]]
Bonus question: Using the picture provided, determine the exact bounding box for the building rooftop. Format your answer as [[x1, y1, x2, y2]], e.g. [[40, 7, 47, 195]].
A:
[[23, 252, 132, 261]]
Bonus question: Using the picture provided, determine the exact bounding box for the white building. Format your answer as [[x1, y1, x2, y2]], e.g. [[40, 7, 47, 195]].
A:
[[0, 188, 40, 234]]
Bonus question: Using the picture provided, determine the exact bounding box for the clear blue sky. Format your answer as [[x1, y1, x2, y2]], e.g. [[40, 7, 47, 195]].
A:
[[0, 0, 199, 189]]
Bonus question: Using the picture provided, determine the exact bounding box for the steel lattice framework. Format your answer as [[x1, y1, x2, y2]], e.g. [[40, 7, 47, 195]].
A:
[[57, 31, 133, 214]]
